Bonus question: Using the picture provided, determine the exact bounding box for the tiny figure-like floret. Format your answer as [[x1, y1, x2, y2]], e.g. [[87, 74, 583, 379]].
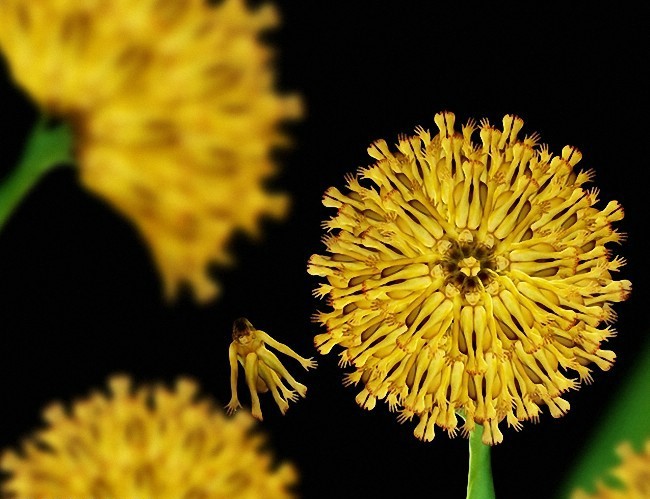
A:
[[0, 375, 298, 498], [227, 317, 317, 420], [308, 111, 631, 444]]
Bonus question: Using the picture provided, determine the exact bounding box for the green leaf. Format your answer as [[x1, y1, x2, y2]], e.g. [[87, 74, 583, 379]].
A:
[[557, 338, 650, 498]]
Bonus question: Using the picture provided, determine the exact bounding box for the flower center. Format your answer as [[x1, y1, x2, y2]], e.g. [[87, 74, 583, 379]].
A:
[[458, 256, 481, 277], [440, 232, 497, 305]]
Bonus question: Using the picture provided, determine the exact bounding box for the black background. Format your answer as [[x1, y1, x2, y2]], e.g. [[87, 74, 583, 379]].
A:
[[0, 2, 648, 498]]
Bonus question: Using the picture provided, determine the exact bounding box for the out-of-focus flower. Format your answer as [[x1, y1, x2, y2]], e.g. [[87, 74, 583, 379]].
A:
[[572, 441, 650, 498], [0, 0, 300, 301], [0, 375, 298, 498], [227, 317, 317, 420], [308, 111, 631, 444]]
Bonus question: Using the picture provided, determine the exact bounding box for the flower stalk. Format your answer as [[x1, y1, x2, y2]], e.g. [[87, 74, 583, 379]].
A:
[[467, 426, 496, 499], [0, 118, 74, 231]]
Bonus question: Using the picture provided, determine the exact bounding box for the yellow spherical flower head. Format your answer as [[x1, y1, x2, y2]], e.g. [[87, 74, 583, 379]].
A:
[[0, 0, 301, 301], [308, 111, 631, 445], [572, 441, 650, 499], [0, 375, 298, 499]]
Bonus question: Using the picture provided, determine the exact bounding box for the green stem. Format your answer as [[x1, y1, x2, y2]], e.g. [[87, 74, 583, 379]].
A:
[[467, 426, 496, 499], [0, 117, 74, 231]]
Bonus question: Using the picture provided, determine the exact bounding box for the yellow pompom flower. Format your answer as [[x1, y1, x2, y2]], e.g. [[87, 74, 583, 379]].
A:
[[0, 375, 298, 498], [572, 441, 650, 498], [308, 111, 631, 445], [0, 0, 300, 301]]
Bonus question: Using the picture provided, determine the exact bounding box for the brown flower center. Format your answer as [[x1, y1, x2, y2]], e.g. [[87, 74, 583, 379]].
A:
[[440, 236, 497, 304]]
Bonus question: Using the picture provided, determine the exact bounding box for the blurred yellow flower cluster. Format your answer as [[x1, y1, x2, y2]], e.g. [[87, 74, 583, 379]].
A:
[[1, 375, 298, 499], [0, 0, 300, 301], [308, 111, 631, 444]]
